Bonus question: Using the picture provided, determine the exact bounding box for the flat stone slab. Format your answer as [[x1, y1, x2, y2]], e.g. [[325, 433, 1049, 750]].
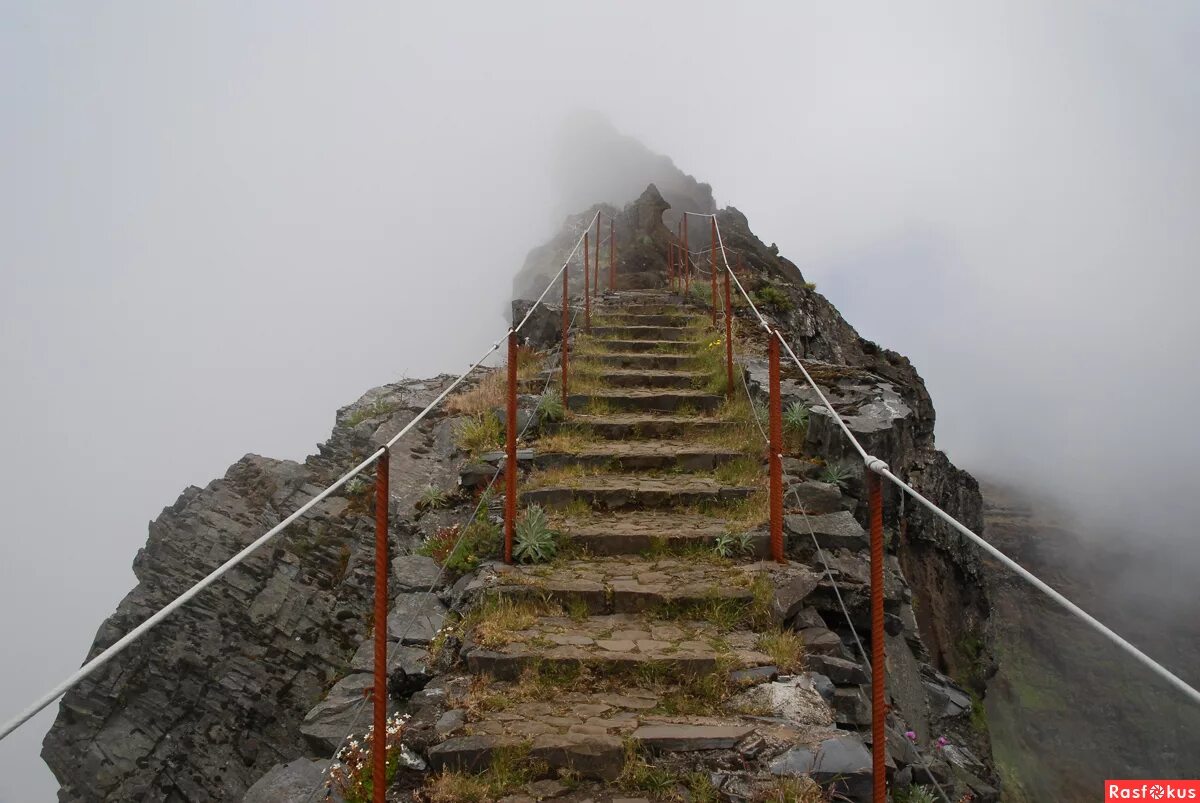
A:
[[522, 475, 756, 511], [784, 511, 866, 550], [601, 369, 708, 390], [485, 556, 778, 613], [784, 480, 852, 515], [590, 325, 699, 341], [568, 389, 724, 414], [555, 511, 759, 555], [533, 440, 745, 472], [386, 592, 448, 645], [586, 338, 699, 354], [563, 414, 732, 440], [632, 724, 754, 751], [463, 613, 774, 680], [392, 554, 442, 592], [593, 352, 700, 370], [769, 730, 873, 800]]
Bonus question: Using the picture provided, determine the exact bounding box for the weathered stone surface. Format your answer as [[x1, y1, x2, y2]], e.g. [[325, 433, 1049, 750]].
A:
[[785, 510, 866, 550], [556, 511, 750, 555], [771, 570, 821, 624], [428, 734, 524, 774], [732, 675, 835, 728], [805, 654, 868, 685], [632, 724, 754, 751], [784, 480, 850, 514], [530, 732, 624, 780], [386, 592, 448, 645], [797, 627, 846, 657], [831, 686, 871, 726], [567, 389, 723, 415], [769, 731, 873, 800], [522, 475, 755, 511], [348, 639, 428, 674], [534, 439, 744, 472], [392, 554, 443, 592], [564, 413, 731, 440], [243, 758, 344, 803], [300, 674, 396, 753]]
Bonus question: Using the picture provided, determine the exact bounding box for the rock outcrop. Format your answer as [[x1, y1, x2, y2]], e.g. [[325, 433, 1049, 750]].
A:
[[44, 178, 998, 802]]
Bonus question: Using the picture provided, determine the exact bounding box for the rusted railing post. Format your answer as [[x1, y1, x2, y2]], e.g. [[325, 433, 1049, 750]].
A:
[[724, 266, 733, 398], [561, 265, 569, 401], [866, 467, 887, 803], [593, 214, 601, 297], [609, 218, 615, 291], [504, 331, 518, 564], [683, 215, 690, 296], [768, 333, 784, 562], [583, 232, 590, 331], [372, 448, 390, 803], [710, 218, 718, 325], [666, 242, 672, 290]]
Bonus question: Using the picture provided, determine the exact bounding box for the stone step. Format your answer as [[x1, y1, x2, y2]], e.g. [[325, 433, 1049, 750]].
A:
[[553, 511, 765, 555], [593, 313, 701, 327], [463, 612, 774, 681], [590, 325, 698, 342], [482, 556, 774, 615], [563, 413, 732, 440], [598, 369, 707, 390], [533, 440, 746, 472], [591, 352, 699, 370], [568, 389, 723, 414], [584, 338, 698, 354], [521, 475, 757, 512]]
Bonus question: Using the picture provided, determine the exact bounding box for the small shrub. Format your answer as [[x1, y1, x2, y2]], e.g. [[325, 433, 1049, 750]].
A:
[[345, 398, 397, 427], [783, 400, 809, 432], [537, 390, 565, 424], [894, 786, 938, 803], [324, 712, 410, 802], [736, 532, 756, 557], [418, 519, 501, 574], [753, 285, 794, 312], [456, 412, 503, 454], [514, 505, 558, 563], [713, 533, 736, 558], [417, 485, 450, 511], [345, 476, 370, 497], [756, 776, 826, 803], [803, 280, 817, 291], [820, 461, 853, 489]]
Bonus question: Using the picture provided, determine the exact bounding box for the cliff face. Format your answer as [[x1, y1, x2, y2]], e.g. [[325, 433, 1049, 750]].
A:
[[42, 378, 466, 800], [45, 180, 998, 801]]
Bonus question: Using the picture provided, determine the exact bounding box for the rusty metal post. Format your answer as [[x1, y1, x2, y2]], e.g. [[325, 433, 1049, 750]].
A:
[[866, 468, 887, 803], [371, 448, 390, 803], [768, 333, 784, 563], [561, 265, 569, 401], [669, 243, 676, 291], [683, 214, 690, 295], [609, 218, 615, 291], [583, 232, 590, 331], [710, 218, 718, 325], [724, 267, 734, 398], [593, 214, 601, 297], [505, 331, 518, 564]]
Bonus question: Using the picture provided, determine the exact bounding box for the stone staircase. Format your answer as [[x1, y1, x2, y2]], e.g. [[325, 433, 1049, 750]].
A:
[[410, 290, 893, 801]]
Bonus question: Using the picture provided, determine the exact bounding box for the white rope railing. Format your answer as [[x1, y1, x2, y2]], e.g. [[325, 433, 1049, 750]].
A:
[[0, 212, 600, 743], [695, 210, 1200, 709]]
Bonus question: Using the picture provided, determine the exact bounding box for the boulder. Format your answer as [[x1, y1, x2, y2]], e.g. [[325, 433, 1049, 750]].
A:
[[785, 511, 866, 551], [386, 592, 448, 645], [300, 674, 397, 754], [392, 554, 443, 592], [242, 758, 344, 803], [770, 570, 821, 624], [769, 731, 873, 801]]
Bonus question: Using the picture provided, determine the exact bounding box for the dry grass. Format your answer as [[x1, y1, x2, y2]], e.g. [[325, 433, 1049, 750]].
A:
[[423, 743, 546, 803], [753, 777, 828, 803], [446, 369, 506, 416], [756, 630, 805, 673], [459, 596, 563, 649]]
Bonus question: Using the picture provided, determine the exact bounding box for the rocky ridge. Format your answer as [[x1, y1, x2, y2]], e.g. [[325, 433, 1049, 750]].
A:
[[45, 183, 999, 802]]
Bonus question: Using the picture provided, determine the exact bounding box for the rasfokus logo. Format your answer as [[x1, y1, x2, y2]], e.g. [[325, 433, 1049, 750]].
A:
[[1106, 781, 1200, 800]]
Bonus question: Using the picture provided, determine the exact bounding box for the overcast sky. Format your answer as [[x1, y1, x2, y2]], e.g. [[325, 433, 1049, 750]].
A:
[[3, 3, 1199, 799]]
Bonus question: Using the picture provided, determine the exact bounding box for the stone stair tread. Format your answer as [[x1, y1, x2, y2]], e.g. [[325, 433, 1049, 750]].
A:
[[521, 475, 757, 511], [464, 612, 774, 679], [485, 556, 773, 613], [536, 439, 743, 459], [585, 338, 699, 353], [553, 511, 765, 555]]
